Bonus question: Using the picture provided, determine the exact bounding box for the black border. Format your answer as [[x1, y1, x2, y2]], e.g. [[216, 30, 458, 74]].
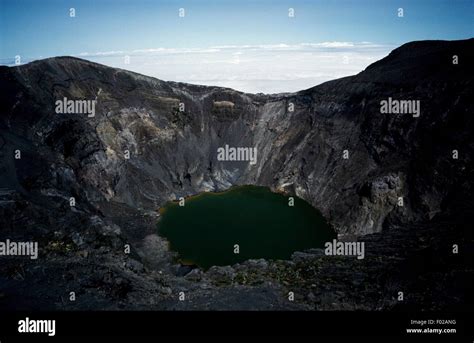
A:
[[1, 311, 472, 339]]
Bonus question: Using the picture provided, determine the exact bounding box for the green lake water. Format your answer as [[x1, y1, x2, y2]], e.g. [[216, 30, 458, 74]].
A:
[[157, 185, 335, 269]]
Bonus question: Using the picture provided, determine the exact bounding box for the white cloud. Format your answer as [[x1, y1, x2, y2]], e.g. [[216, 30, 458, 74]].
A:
[[79, 50, 125, 56], [76, 42, 392, 94], [301, 42, 354, 48]]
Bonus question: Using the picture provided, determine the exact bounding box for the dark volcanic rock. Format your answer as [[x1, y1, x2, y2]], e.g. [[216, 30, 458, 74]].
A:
[[0, 38, 472, 310]]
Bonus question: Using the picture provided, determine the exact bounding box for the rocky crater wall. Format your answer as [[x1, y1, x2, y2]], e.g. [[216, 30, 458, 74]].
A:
[[1, 39, 473, 238]]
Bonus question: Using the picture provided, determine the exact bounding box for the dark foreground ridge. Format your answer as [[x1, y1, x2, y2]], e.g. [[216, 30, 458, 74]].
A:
[[0, 39, 472, 310]]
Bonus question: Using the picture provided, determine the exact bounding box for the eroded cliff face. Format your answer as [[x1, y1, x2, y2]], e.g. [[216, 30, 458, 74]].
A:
[[0, 39, 472, 310], [2, 39, 473, 235]]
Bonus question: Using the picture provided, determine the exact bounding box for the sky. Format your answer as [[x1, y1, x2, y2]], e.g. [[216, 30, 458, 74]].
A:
[[1, 0, 473, 93]]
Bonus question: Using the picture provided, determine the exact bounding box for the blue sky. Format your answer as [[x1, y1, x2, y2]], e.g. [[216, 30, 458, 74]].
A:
[[1, 0, 472, 92]]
